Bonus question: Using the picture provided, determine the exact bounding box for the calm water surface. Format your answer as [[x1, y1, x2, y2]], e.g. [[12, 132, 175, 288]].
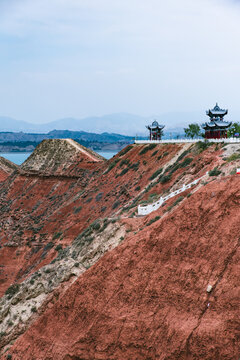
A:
[[1, 151, 118, 165], [0, 153, 32, 165], [97, 151, 118, 160]]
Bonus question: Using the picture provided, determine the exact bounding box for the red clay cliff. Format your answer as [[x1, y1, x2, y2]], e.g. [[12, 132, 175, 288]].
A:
[[9, 175, 240, 360]]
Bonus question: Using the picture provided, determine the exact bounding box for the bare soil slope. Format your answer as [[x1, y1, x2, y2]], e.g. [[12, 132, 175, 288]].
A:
[[0, 141, 240, 359], [0, 142, 188, 296], [8, 175, 240, 360]]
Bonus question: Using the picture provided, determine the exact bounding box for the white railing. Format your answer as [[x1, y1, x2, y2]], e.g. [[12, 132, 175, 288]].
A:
[[135, 138, 240, 144], [138, 172, 208, 216]]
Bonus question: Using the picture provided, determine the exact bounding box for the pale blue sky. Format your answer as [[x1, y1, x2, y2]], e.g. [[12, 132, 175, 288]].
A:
[[0, 0, 240, 124]]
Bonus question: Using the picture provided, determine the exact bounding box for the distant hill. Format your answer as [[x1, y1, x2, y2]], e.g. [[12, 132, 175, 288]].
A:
[[0, 130, 133, 152], [0, 130, 133, 143], [0, 114, 149, 134], [0, 117, 37, 132], [0, 112, 206, 136]]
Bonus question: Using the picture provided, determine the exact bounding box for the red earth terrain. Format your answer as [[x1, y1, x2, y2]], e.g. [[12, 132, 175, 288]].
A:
[[0, 140, 239, 359], [0, 141, 191, 296], [9, 174, 240, 360]]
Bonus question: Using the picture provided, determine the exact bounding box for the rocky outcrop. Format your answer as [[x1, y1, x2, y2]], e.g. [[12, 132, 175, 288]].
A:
[[21, 139, 104, 175], [0, 157, 18, 182]]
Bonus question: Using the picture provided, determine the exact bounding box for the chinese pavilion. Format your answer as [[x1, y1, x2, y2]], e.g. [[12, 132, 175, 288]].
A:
[[202, 103, 232, 139], [146, 120, 165, 140]]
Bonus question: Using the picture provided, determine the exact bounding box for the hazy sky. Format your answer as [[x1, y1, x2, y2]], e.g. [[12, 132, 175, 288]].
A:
[[0, 0, 240, 123]]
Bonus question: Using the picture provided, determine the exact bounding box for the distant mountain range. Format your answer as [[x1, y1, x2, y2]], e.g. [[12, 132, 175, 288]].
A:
[[0, 112, 205, 136], [0, 110, 238, 136], [0, 130, 133, 144], [0, 130, 134, 152]]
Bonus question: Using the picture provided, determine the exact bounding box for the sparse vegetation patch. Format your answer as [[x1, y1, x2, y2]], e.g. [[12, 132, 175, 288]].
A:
[[167, 196, 184, 211], [105, 159, 120, 173], [95, 192, 103, 202], [151, 150, 158, 157], [119, 168, 129, 176], [5, 284, 20, 298], [179, 157, 193, 168], [53, 232, 62, 240], [74, 206, 82, 214], [226, 153, 240, 162], [112, 200, 121, 209], [120, 159, 130, 167], [147, 216, 160, 226], [44, 242, 54, 251], [209, 167, 221, 176], [130, 161, 140, 171], [139, 143, 157, 155], [159, 175, 171, 184], [196, 141, 213, 152], [120, 145, 133, 156], [149, 168, 163, 180]]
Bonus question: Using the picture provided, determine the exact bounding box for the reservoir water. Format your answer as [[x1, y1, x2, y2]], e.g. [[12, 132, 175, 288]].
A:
[[0, 151, 118, 165]]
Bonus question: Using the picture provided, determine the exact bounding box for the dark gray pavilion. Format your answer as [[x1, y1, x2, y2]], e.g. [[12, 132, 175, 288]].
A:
[[202, 103, 232, 139], [146, 120, 165, 140]]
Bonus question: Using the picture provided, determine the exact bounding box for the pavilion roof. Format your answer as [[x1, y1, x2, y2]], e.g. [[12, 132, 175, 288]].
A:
[[206, 103, 228, 117], [146, 120, 165, 130], [201, 119, 232, 130]]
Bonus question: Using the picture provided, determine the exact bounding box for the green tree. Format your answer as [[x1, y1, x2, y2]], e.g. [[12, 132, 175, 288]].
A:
[[184, 124, 201, 139], [227, 122, 240, 138]]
